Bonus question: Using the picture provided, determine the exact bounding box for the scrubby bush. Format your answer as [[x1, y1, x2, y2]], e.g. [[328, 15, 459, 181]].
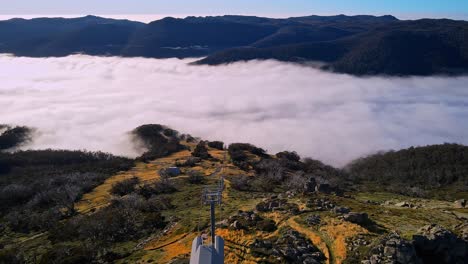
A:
[[230, 175, 251, 191], [132, 124, 186, 162], [250, 176, 276, 192], [176, 157, 201, 167], [39, 244, 93, 264], [187, 170, 205, 184], [276, 151, 301, 162], [192, 141, 212, 159], [228, 143, 269, 170], [0, 125, 32, 151], [137, 178, 176, 199], [110, 176, 140, 196], [228, 143, 268, 158], [110, 194, 174, 212], [283, 172, 308, 193], [208, 141, 224, 150], [0, 248, 25, 264], [50, 201, 167, 246]]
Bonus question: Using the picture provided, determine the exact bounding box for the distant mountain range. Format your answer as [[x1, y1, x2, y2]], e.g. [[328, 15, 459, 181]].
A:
[[1, 15, 467, 76]]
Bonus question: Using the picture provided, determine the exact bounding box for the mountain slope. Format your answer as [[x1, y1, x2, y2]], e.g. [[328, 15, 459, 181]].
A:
[[1, 15, 468, 75], [1, 124, 467, 263]]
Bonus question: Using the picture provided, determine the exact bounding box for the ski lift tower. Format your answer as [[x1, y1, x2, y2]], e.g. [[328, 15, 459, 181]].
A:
[[190, 178, 225, 264]]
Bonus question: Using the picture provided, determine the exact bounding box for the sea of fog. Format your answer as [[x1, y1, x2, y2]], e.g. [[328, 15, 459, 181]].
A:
[[1, 54, 468, 167]]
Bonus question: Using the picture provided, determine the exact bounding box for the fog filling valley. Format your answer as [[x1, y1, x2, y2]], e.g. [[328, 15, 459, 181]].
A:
[[2, 54, 468, 167]]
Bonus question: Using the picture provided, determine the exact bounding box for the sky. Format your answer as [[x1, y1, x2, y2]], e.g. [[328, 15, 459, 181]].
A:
[[0, 0, 467, 21], [2, 55, 468, 167]]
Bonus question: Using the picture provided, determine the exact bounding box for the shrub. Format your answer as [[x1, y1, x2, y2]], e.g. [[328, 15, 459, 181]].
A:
[[208, 141, 224, 150], [276, 151, 301, 162], [110, 177, 140, 196], [283, 172, 308, 193], [230, 175, 251, 191], [110, 194, 174, 212], [0, 125, 32, 151], [187, 170, 205, 184], [228, 143, 267, 157], [132, 124, 186, 162], [250, 177, 275, 192], [137, 179, 176, 199], [177, 157, 201, 167], [192, 141, 212, 159]]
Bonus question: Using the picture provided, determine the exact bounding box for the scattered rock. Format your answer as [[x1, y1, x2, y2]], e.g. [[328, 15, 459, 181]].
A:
[[256, 198, 299, 215], [454, 199, 466, 209], [364, 233, 421, 264], [250, 229, 326, 263], [306, 198, 335, 211], [395, 201, 412, 208], [306, 215, 321, 226], [227, 210, 277, 232]]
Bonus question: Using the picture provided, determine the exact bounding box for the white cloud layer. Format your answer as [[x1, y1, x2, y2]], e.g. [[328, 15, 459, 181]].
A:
[[1, 55, 468, 167]]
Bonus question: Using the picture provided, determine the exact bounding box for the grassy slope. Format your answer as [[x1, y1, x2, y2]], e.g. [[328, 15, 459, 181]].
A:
[[8, 144, 467, 264], [74, 145, 468, 264]]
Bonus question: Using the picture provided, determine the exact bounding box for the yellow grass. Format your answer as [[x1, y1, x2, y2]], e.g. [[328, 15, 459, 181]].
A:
[[76, 150, 193, 213], [287, 217, 331, 264], [216, 228, 262, 264], [320, 217, 369, 264]]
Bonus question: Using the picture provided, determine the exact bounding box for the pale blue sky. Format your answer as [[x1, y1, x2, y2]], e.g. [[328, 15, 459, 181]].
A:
[[0, 0, 467, 20]]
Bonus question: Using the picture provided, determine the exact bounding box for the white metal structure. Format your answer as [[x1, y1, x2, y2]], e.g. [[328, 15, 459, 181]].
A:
[[189, 178, 225, 264]]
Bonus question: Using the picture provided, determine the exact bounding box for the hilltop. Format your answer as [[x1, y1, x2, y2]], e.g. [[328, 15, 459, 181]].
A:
[[0, 124, 467, 263], [1, 15, 468, 76]]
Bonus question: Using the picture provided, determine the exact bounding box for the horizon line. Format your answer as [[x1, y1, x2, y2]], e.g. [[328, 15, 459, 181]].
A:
[[0, 12, 467, 23]]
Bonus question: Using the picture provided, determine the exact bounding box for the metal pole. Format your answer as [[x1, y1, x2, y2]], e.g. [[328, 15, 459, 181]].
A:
[[210, 201, 215, 245]]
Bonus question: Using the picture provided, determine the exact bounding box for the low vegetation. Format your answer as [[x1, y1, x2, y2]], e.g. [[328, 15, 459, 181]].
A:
[[1, 124, 467, 263], [132, 124, 186, 162], [0, 125, 33, 151]]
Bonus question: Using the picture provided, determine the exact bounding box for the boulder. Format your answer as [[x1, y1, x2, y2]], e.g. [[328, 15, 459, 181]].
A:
[[454, 199, 466, 209], [343, 212, 370, 225], [413, 224, 468, 264], [333, 206, 351, 214], [364, 233, 421, 264], [395, 201, 412, 207]]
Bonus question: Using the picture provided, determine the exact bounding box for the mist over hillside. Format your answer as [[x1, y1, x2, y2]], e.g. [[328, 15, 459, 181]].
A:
[[1, 55, 468, 166]]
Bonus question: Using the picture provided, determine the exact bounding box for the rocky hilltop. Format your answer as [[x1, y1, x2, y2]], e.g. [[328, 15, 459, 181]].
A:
[[0, 124, 467, 263]]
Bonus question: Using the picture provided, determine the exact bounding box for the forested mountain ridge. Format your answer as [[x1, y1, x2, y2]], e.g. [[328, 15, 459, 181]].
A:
[[1, 14, 467, 75]]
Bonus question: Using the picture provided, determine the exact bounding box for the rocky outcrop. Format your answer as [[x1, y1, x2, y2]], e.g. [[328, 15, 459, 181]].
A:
[[306, 215, 321, 226], [306, 198, 335, 211], [250, 229, 326, 263], [363, 233, 421, 264], [363, 225, 468, 264], [227, 210, 277, 232], [342, 212, 370, 226], [413, 224, 468, 264]]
